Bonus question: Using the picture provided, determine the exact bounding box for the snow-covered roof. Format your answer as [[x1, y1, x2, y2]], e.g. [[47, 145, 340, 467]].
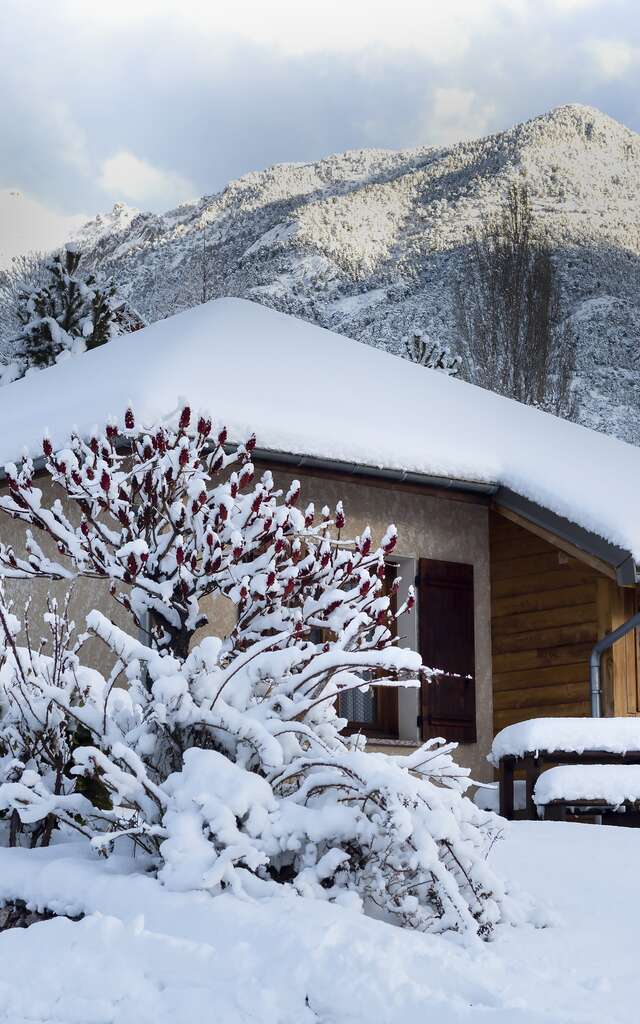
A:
[[2, 297, 640, 559]]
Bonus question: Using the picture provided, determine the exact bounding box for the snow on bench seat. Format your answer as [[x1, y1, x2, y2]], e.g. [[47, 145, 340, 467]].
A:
[[534, 765, 640, 808], [489, 717, 640, 765]]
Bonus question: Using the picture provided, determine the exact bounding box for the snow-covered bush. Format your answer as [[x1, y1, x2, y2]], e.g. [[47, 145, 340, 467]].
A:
[[403, 330, 461, 376], [0, 406, 511, 937]]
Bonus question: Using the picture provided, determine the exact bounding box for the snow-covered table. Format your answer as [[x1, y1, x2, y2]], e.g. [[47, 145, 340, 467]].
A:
[[489, 718, 640, 820], [534, 765, 640, 820]]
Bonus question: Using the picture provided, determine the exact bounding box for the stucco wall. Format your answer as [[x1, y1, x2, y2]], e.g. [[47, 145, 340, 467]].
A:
[[0, 476, 132, 674], [0, 468, 494, 781], [265, 465, 494, 782]]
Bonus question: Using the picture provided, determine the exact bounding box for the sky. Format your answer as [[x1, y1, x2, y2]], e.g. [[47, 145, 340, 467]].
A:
[[1, 0, 640, 264]]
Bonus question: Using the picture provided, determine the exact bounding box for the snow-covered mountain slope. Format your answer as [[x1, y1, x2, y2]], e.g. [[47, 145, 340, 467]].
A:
[[74, 104, 640, 442]]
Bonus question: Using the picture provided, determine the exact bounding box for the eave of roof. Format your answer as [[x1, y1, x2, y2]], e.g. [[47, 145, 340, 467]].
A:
[[251, 446, 498, 494], [494, 487, 637, 586], [0, 442, 635, 585], [254, 447, 637, 585]]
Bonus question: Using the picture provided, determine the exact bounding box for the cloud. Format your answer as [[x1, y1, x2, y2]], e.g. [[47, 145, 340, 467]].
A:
[[98, 152, 195, 207], [585, 38, 639, 79], [57, 0, 520, 61], [50, 102, 92, 176], [1, 0, 640, 265], [426, 88, 497, 145], [0, 190, 87, 268], [548, 0, 604, 10]]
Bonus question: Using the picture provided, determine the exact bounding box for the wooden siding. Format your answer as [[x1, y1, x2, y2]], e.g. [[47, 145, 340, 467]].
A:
[[598, 581, 640, 717], [490, 511, 600, 732]]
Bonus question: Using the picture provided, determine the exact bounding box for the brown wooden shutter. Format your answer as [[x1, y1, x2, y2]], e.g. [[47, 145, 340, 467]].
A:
[[418, 559, 476, 744]]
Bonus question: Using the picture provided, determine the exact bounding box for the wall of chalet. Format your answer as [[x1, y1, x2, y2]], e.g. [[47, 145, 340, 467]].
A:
[[489, 509, 640, 733], [0, 470, 496, 781], [267, 464, 495, 781]]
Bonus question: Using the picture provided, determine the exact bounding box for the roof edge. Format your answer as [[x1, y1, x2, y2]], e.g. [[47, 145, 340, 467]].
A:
[[1, 445, 634, 584], [495, 487, 637, 587], [0, 444, 499, 497], [251, 446, 498, 496]]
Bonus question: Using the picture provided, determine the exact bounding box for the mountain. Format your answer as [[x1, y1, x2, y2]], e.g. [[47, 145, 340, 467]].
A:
[[74, 104, 640, 443]]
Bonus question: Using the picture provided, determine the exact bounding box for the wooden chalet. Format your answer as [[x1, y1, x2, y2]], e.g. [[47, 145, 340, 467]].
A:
[[1, 298, 639, 782]]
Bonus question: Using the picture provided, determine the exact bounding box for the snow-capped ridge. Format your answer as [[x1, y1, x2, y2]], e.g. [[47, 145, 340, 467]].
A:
[[73, 201, 141, 247]]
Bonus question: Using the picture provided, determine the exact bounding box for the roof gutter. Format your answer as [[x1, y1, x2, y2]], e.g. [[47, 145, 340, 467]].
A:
[[0, 444, 498, 497], [250, 446, 499, 495], [1, 444, 636, 584]]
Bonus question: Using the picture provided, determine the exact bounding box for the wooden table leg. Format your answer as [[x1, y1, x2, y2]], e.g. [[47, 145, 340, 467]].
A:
[[524, 755, 538, 820], [499, 757, 515, 820]]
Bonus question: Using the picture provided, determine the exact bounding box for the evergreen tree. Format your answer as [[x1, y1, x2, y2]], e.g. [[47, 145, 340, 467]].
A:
[[0, 251, 48, 352], [10, 245, 118, 375]]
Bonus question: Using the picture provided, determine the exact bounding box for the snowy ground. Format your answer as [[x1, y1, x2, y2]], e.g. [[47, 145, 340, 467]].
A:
[[0, 820, 637, 1023]]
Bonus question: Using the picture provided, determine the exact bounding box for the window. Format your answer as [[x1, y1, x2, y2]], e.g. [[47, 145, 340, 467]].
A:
[[418, 559, 477, 744], [335, 557, 477, 744], [339, 562, 399, 738]]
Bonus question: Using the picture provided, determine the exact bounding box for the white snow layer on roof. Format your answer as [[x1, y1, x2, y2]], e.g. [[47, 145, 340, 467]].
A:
[[490, 717, 640, 763], [2, 297, 640, 556]]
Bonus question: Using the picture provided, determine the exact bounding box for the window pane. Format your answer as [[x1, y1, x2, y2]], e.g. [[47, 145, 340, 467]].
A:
[[339, 686, 376, 724], [339, 561, 399, 735]]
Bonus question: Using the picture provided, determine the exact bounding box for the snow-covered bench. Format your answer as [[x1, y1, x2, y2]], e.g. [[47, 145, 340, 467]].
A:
[[489, 718, 640, 820], [534, 765, 640, 822]]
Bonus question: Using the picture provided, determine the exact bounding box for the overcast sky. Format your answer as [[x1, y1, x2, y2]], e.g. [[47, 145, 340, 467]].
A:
[[2, 0, 639, 262]]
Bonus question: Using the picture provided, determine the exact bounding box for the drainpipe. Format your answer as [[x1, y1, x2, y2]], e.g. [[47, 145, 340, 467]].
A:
[[590, 610, 640, 717]]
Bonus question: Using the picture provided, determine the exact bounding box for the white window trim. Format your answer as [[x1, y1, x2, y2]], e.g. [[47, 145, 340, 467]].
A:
[[393, 556, 420, 743]]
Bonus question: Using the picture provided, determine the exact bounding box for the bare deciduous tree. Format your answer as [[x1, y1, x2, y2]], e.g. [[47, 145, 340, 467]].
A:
[[200, 221, 211, 304], [455, 184, 576, 416]]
